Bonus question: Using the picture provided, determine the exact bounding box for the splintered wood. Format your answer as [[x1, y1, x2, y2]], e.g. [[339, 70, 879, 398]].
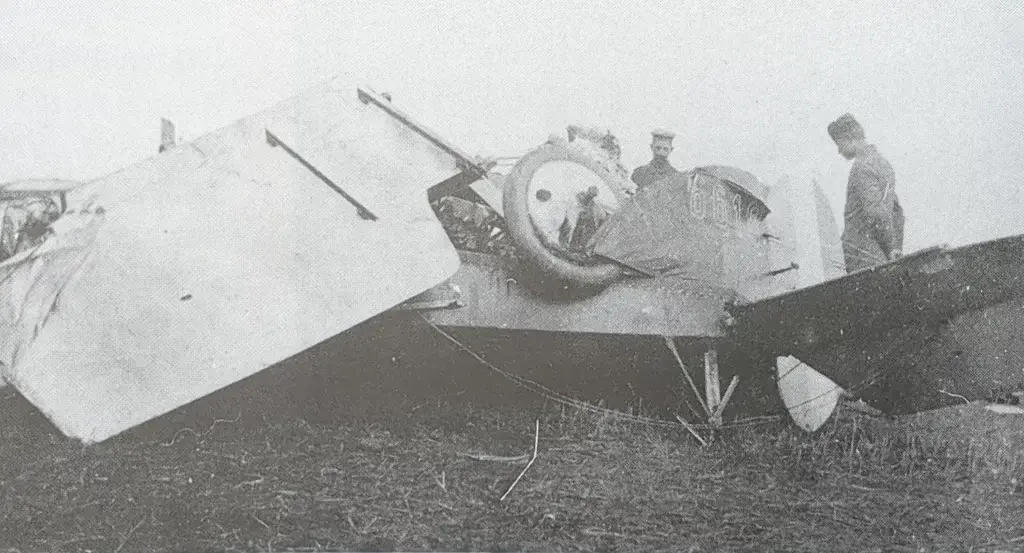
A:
[[664, 338, 740, 443]]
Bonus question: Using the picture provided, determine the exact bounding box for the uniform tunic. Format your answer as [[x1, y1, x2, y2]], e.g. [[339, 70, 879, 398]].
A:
[[631, 158, 680, 190], [842, 145, 905, 272]]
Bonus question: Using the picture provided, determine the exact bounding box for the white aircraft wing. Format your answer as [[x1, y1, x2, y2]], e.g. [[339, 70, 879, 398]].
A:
[[0, 77, 467, 443]]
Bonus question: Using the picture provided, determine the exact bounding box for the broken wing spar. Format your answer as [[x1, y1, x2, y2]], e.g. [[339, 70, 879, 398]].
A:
[[0, 77, 478, 444]]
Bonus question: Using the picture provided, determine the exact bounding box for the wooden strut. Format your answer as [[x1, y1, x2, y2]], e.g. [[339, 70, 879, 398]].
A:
[[704, 350, 721, 418], [356, 87, 490, 179], [704, 350, 740, 430], [264, 129, 378, 221], [665, 338, 740, 439]]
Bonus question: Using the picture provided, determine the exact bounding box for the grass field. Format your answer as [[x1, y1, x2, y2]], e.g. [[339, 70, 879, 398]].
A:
[[0, 382, 1022, 553]]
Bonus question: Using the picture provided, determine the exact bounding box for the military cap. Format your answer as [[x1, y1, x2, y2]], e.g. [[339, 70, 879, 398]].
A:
[[827, 113, 864, 141], [651, 128, 675, 140]]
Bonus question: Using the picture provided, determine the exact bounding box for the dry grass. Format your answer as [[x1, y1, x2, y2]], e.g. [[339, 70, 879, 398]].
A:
[[0, 387, 1022, 553]]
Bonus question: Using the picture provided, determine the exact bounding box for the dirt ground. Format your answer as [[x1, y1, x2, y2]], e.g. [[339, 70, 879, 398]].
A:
[[0, 380, 1022, 553]]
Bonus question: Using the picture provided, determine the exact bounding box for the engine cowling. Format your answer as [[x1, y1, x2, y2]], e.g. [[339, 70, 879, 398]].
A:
[[501, 140, 627, 299]]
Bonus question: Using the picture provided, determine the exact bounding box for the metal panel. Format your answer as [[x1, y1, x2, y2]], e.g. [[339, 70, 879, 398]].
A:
[[418, 251, 734, 337], [694, 165, 769, 204], [592, 171, 774, 290], [3, 76, 463, 443]]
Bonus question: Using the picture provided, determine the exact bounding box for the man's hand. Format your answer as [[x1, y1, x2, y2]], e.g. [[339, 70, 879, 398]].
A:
[[889, 249, 902, 260]]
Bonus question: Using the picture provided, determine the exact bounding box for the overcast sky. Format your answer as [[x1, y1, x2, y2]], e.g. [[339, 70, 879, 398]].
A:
[[3, 0, 1022, 251]]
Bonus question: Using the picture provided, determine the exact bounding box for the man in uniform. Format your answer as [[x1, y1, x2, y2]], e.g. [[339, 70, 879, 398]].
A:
[[631, 129, 681, 190], [828, 113, 905, 272]]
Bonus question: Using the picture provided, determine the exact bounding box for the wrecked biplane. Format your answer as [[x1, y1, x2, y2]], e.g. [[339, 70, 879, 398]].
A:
[[0, 76, 1020, 444]]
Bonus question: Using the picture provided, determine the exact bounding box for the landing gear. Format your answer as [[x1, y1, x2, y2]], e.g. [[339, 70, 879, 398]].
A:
[[665, 339, 741, 445]]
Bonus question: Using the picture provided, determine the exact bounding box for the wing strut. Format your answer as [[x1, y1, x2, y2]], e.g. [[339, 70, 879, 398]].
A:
[[265, 129, 378, 221]]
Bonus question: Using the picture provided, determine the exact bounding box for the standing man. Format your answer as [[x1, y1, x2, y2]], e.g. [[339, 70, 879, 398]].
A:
[[828, 113, 905, 272], [567, 186, 611, 253], [631, 129, 681, 190]]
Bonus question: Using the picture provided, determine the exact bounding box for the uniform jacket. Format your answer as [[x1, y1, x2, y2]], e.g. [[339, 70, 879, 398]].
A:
[[842, 145, 905, 271], [631, 158, 680, 190]]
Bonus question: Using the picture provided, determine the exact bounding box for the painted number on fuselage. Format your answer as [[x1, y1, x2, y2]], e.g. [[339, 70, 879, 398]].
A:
[[688, 172, 751, 229]]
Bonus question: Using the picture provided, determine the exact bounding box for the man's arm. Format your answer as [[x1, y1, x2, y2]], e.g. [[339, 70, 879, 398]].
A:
[[631, 166, 643, 187], [849, 164, 897, 257]]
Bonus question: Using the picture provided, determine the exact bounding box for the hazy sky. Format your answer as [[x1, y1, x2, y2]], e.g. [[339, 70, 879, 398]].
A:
[[3, 0, 1022, 251]]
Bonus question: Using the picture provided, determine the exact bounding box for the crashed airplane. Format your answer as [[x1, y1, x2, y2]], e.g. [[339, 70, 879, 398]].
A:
[[1, 76, 1021, 444]]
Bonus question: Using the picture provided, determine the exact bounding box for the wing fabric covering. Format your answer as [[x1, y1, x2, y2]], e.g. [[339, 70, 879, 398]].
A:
[[728, 234, 1024, 414], [0, 77, 462, 443]]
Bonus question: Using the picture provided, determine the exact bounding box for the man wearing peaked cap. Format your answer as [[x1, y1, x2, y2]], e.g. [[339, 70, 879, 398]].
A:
[[631, 129, 681, 190]]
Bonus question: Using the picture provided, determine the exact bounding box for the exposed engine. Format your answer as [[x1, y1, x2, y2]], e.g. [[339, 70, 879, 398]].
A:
[[430, 195, 522, 261]]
